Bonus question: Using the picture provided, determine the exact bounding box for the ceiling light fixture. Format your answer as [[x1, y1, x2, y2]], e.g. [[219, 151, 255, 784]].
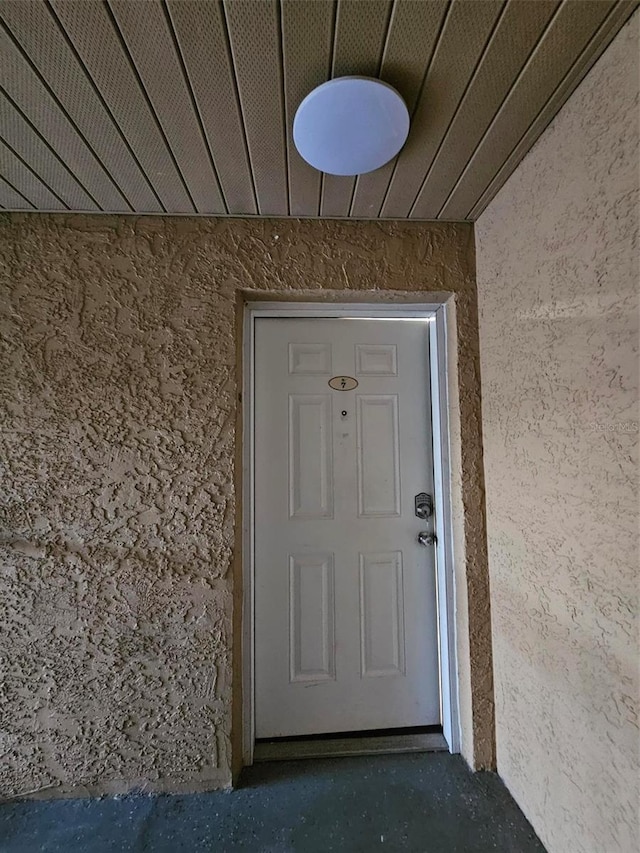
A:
[[293, 77, 410, 177]]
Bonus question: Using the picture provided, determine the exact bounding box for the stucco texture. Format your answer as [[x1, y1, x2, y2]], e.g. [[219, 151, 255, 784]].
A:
[[475, 12, 639, 853], [0, 216, 492, 798]]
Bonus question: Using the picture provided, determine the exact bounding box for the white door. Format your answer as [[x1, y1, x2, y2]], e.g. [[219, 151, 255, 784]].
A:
[[254, 318, 440, 738]]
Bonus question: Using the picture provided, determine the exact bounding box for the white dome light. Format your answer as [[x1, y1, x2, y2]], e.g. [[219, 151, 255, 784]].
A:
[[293, 77, 410, 176]]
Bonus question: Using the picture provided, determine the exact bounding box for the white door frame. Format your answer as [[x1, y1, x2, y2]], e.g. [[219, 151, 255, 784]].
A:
[[242, 300, 461, 765]]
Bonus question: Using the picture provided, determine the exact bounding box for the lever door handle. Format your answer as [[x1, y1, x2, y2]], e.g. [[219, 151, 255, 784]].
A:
[[417, 531, 437, 547]]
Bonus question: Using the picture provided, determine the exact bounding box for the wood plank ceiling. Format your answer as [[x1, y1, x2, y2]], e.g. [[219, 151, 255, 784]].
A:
[[0, 0, 636, 219]]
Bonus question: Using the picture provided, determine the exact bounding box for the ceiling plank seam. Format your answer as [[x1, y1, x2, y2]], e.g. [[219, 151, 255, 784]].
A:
[[0, 86, 102, 210], [0, 13, 134, 211], [438, 0, 617, 218], [347, 0, 396, 219], [45, 0, 166, 214], [375, 0, 453, 219], [436, 0, 570, 219], [101, 0, 198, 213], [320, 0, 393, 218], [381, 0, 506, 218], [223, 0, 288, 216], [468, 0, 638, 218], [215, 0, 259, 214], [161, 0, 229, 215], [349, 0, 449, 219], [0, 135, 69, 209], [317, 0, 339, 217], [107, 0, 224, 213], [281, 0, 335, 217], [0, 172, 35, 209], [51, 0, 193, 212], [410, 0, 561, 220], [277, 0, 290, 217], [406, 0, 513, 219], [1, 27, 118, 211]]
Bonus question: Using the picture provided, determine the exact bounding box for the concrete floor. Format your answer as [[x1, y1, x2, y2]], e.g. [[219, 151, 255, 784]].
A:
[[0, 753, 546, 852]]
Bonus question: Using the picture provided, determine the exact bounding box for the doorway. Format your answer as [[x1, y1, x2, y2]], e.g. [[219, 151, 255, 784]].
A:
[[242, 302, 460, 764]]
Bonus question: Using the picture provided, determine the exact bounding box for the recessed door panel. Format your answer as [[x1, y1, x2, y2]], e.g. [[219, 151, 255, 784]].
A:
[[359, 551, 406, 678], [288, 342, 332, 375], [289, 394, 333, 519], [289, 553, 335, 683], [355, 344, 398, 376], [357, 395, 401, 517]]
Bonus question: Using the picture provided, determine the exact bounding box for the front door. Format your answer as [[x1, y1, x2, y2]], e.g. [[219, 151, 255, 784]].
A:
[[254, 318, 440, 738]]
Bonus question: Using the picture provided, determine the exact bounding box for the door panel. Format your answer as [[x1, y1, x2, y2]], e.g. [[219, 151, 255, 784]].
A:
[[359, 550, 405, 678], [289, 552, 335, 683], [289, 342, 332, 374], [355, 344, 398, 375], [288, 394, 334, 518], [356, 395, 401, 517], [255, 318, 439, 737]]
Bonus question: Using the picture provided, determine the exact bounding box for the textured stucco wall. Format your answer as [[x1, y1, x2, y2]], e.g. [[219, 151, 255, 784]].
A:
[[476, 13, 639, 853], [0, 215, 492, 798]]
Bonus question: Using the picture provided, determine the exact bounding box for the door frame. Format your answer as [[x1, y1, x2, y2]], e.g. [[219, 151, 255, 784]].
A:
[[242, 300, 461, 765]]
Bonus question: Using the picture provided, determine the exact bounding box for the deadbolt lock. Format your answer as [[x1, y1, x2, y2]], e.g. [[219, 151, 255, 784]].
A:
[[414, 492, 433, 520]]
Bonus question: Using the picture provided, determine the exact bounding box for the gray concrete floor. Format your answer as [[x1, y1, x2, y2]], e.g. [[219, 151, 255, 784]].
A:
[[0, 753, 546, 852]]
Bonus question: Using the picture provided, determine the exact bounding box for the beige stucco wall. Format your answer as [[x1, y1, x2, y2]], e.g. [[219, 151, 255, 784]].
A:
[[475, 12, 639, 853], [0, 216, 492, 798]]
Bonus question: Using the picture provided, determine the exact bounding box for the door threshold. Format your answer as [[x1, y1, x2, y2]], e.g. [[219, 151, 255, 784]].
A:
[[253, 731, 448, 762]]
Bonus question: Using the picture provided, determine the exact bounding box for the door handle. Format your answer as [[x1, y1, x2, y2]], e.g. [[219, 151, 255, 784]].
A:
[[417, 531, 437, 547]]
